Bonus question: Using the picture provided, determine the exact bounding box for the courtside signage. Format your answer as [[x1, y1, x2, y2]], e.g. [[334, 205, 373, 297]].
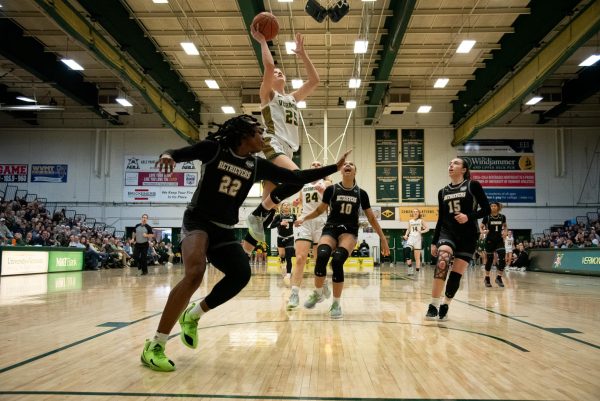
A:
[[48, 251, 83, 272], [1, 250, 49, 276]]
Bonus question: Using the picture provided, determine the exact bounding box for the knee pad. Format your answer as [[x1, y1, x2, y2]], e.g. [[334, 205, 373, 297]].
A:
[[444, 271, 463, 299], [403, 247, 413, 262], [271, 181, 304, 204], [314, 244, 332, 277], [485, 253, 494, 271], [496, 250, 506, 271], [434, 250, 452, 280], [331, 248, 349, 283]]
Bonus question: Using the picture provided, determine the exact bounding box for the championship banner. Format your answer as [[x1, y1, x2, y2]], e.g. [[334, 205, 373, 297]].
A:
[[30, 164, 68, 183], [458, 139, 536, 203], [0, 164, 28, 183], [375, 130, 399, 203], [401, 129, 425, 202], [399, 206, 438, 222], [123, 155, 199, 203]]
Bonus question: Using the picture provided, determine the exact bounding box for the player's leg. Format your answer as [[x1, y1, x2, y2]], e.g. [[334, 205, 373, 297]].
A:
[[484, 239, 494, 287], [414, 248, 422, 271], [425, 241, 454, 320], [495, 245, 506, 287], [327, 233, 355, 318], [288, 238, 311, 310], [141, 230, 209, 371], [304, 234, 337, 309]]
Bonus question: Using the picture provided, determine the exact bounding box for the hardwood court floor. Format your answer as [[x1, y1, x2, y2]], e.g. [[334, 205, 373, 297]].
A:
[[0, 263, 599, 401]]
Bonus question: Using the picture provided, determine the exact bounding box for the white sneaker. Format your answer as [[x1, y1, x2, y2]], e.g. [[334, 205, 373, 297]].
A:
[[304, 291, 324, 309], [329, 301, 343, 319], [407, 266, 414, 275], [166, 262, 173, 268], [287, 292, 299, 310], [283, 274, 291, 287], [246, 214, 265, 242], [322, 280, 331, 299]]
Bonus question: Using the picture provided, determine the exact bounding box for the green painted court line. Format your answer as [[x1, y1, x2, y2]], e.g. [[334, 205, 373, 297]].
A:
[[457, 300, 600, 350], [0, 390, 552, 401]]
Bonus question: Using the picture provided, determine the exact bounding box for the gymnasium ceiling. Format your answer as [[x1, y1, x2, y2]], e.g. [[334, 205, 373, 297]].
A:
[[0, 0, 599, 144]]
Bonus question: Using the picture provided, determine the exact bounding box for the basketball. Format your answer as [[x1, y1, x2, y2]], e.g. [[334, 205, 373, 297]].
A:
[[252, 12, 279, 41]]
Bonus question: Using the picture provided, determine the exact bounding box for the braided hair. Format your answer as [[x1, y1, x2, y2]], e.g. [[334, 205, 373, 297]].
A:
[[207, 114, 262, 149]]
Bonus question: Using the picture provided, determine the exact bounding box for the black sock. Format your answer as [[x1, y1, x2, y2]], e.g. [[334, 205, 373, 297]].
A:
[[263, 209, 276, 227], [252, 203, 270, 217]]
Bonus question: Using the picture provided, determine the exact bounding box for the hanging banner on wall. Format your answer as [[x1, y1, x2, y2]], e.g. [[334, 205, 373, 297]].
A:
[[458, 139, 536, 203], [123, 156, 199, 203], [30, 164, 68, 183], [0, 164, 28, 183], [401, 129, 425, 202], [375, 130, 399, 203]]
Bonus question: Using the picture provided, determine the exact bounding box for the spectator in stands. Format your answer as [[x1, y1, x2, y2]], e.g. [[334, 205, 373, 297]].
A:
[[81, 237, 100, 271], [358, 240, 370, 257], [0, 217, 13, 240], [32, 230, 55, 246], [13, 232, 26, 246]]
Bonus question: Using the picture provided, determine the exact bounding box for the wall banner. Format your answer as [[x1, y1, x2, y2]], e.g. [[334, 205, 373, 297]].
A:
[[0, 164, 28, 183], [123, 155, 199, 203], [401, 129, 424, 202], [375, 130, 399, 203], [30, 164, 68, 183]]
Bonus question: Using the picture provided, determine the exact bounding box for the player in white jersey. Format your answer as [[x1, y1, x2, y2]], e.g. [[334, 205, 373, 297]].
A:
[[504, 230, 514, 267], [287, 161, 331, 310], [403, 209, 428, 275], [243, 26, 320, 249]]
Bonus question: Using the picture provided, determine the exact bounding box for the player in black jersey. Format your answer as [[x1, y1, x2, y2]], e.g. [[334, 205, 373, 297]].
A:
[[139, 114, 351, 372], [269, 201, 296, 285], [426, 158, 491, 321], [295, 161, 390, 318], [481, 202, 508, 287]]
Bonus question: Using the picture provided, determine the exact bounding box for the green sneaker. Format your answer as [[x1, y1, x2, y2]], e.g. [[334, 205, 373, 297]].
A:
[[329, 301, 343, 319], [179, 303, 200, 349], [141, 340, 175, 372], [303, 291, 323, 309]]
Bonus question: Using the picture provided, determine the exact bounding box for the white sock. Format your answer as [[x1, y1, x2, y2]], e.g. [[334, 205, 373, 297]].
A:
[[190, 302, 206, 319], [443, 297, 453, 305], [333, 297, 341, 305], [291, 286, 300, 294], [315, 287, 323, 296], [153, 331, 169, 345], [285, 273, 291, 278], [430, 297, 440, 307]]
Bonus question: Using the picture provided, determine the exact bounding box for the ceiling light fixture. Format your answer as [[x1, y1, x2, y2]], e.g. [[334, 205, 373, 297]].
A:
[[285, 42, 296, 55], [354, 40, 368, 54], [349, 78, 361, 88], [278, 0, 293, 2], [61, 59, 84, 70], [16, 96, 37, 103], [152, 0, 168, 3], [456, 40, 476, 54], [346, 100, 357, 109], [292, 79, 303, 89], [116, 98, 133, 107], [180, 42, 199, 56], [297, 101, 306, 108], [221, 106, 236, 114], [434, 78, 449, 88], [417, 105, 432, 113], [579, 54, 600, 67], [525, 96, 543, 105], [205, 79, 219, 89]]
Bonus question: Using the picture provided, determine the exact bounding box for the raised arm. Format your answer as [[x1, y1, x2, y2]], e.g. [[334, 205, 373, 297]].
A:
[[290, 33, 320, 102], [155, 140, 219, 173], [295, 202, 328, 226], [251, 23, 276, 105]]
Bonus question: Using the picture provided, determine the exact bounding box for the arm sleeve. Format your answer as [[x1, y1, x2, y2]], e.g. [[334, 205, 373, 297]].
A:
[[321, 185, 334, 204], [268, 215, 282, 229], [161, 140, 219, 164], [432, 190, 444, 244], [467, 180, 491, 221], [255, 158, 337, 185], [146, 224, 153, 234], [359, 189, 371, 210]]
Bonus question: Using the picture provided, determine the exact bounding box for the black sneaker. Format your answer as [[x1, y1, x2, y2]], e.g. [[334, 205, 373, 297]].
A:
[[495, 276, 505, 287], [484, 277, 492, 288], [438, 304, 449, 321], [425, 304, 438, 320]]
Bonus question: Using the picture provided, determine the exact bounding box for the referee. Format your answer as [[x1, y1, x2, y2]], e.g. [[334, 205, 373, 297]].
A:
[[132, 214, 154, 275]]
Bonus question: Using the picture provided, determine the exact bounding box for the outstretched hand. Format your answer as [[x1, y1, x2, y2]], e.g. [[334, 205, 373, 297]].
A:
[[155, 154, 176, 174], [336, 149, 353, 170], [250, 22, 267, 43], [291, 32, 306, 57]]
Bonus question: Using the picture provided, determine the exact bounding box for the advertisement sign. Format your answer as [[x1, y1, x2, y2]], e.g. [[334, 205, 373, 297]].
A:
[[1, 250, 49, 276], [30, 164, 68, 183], [123, 155, 199, 203], [529, 249, 600, 276], [48, 250, 84, 273], [399, 206, 439, 222], [458, 139, 536, 203], [0, 164, 28, 183]]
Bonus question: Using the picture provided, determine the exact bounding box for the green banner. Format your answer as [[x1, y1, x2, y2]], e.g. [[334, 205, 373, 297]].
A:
[[376, 166, 399, 202], [375, 129, 399, 202], [402, 165, 424, 202], [529, 248, 600, 276], [401, 129, 424, 164], [375, 130, 398, 163], [48, 250, 84, 273]]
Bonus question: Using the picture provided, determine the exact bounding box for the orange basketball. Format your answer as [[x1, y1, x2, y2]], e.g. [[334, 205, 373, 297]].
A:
[[252, 12, 279, 41]]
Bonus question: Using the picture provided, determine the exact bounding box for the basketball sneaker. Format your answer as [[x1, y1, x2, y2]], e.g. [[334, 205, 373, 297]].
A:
[[407, 266, 414, 275], [329, 301, 343, 319], [246, 214, 265, 242], [287, 292, 299, 310], [141, 340, 175, 372], [425, 304, 438, 320], [178, 303, 200, 349], [283, 274, 291, 287], [484, 277, 492, 288], [495, 276, 505, 288], [322, 280, 331, 299], [304, 291, 324, 309], [438, 304, 449, 321]]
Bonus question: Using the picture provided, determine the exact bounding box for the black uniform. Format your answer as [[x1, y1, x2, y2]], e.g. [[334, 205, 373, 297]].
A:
[[432, 179, 490, 262], [270, 213, 297, 248], [482, 214, 506, 253], [321, 183, 371, 238], [163, 140, 337, 308]]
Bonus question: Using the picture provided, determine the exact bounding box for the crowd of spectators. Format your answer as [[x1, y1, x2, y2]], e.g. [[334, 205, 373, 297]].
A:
[[0, 197, 174, 271]]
